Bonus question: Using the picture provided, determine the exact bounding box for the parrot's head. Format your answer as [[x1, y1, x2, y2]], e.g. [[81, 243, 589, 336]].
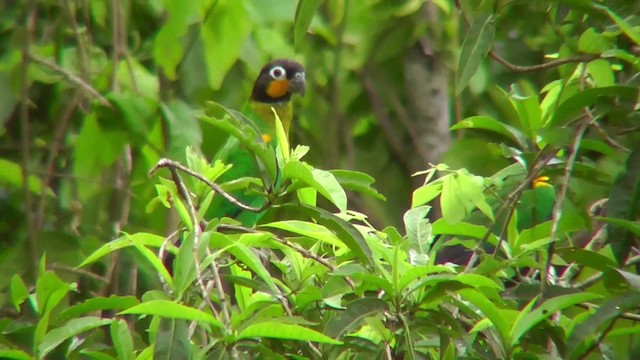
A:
[[251, 59, 306, 104]]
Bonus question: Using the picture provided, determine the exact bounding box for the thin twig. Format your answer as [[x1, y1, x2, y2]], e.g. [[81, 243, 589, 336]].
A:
[[167, 166, 229, 327], [27, 55, 112, 108], [149, 158, 270, 213], [463, 150, 558, 271], [219, 224, 356, 289], [574, 255, 640, 290], [454, 1, 599, 74], [590, 121, 629, 152], [50, 264, 109, 283], [542, 116, 592, 295], [489, 51, 599, 73]]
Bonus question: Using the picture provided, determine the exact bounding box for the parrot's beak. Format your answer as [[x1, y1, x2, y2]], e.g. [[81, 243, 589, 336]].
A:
[[289, 71, 306, 97]]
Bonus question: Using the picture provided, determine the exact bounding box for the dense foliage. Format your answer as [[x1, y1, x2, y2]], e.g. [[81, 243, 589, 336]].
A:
[[1, 0, 640, 359]]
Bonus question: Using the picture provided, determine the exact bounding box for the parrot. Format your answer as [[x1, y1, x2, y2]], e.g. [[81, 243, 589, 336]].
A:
[[205, 59, 306, 227], [434, 175, 557, 264]]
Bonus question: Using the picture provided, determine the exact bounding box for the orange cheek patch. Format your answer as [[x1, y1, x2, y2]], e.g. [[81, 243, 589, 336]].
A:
[[262, 134, 272, 143], [267, 80, 290, 98]]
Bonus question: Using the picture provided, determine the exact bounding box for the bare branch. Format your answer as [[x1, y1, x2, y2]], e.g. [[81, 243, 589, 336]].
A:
[[27, 55, 113, 109], [149, 158, 271, 213]]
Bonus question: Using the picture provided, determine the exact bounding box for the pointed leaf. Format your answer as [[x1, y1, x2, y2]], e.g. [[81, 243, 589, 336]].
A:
[[566, 292, 640, 359], [451, 116, 527, 149], [38, 317, 112, 358], [154, 318, 190, 360], [111, 319, 134, 360], [324, 298, 389, 338], [456, 14, 495, 94], [403, 205, 433, 253], [511, 292, 601, 345], [239, 322, 341, 344], [284, 161, 347, 212], [293, 204, 374, 267], [294, 0, 324, 48], [119, 300, 223, 329]]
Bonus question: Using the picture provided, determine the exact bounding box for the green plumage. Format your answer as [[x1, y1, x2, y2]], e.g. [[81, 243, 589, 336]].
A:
[[205, 60, 305, 227]]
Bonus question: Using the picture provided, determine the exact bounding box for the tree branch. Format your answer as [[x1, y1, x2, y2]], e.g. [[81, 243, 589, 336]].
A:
[[149, 158, 271, 213]]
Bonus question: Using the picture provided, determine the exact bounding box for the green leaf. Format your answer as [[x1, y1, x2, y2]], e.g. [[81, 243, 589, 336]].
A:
[[596, 5, 640, 46], [511, 292, 601, 346], [201, 1, 252, 90], [129, 235, 173, 288], [293, 204, 374, 267], [173, 232, 209, 299], [566, 292, 640, 359], [294, 0, 324, 48], [199, 102, 277, 183], [239, 322, 341, 344], [403, 205, 433, 254], [273, 107, 290, 161], [412, 180, 444, 208], [558, 248, 618, 273], [432, 219, 499, 245], [262, 220, 346, 249], [330, 169, 386, 201], [283, 160, 347, 212], [38, 316, 112, 359], [56, 295, 139, 324], [161, 100, 202, 164], [604, 144, 640, 265], [36, 271, 74, 315], [586, 59, 615, 87], [458, 172, 494, 221], [450, 116, 527, 149], [510, 84, 542, 141], [0, 158, 53, 196], [613, 269, 640, 291], [10, 274, 29, 311], [210, 233, 279, 293], [578, 28, 611, 54], [119, 300, 223, 329], [548, 86, 639, 128], [0, 350, 31, 360], [111, 319, 134, 360], [458, 289, 511, 353], [324, 298, 389, 338], [456, 14, 495, 94], [440, 174, 466, 224], [152, 1, 195, 79], [78, 232, 175, 268], [154, 318, 190, 360]]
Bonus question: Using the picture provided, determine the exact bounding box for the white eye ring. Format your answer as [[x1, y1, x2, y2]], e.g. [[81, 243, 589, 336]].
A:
[[269, 66, 287, 80]]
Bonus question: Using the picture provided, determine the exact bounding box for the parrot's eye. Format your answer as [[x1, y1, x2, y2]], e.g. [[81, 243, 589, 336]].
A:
[[269, 66, 287, 80]]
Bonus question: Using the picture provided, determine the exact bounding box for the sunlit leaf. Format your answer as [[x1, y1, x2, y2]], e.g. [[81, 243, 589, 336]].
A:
[[283, 160, 347, 212], [239, 322, 341, 344], [119, 300, 223, 329], [111, 319, 134, 360]]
